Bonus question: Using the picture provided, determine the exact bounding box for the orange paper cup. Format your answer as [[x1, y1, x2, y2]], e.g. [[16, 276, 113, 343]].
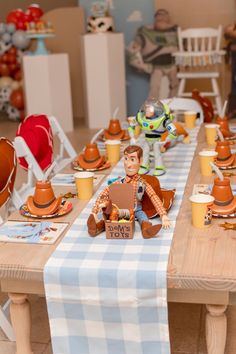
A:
[[189, 194, 214, 228], [74, 172, 94, 200], [105, 140, 121, 164]]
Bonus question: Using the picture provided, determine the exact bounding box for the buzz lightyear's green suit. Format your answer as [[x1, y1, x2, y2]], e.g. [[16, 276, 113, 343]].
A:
[[127, 21, 179, 99], [128, 100, 177, 176]]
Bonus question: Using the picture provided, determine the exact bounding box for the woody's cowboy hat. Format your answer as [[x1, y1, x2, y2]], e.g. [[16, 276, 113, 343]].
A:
[[104, 119, 127, 140], [26, 180, 62, 217], [0, 138, 17, 207], [141, 175, 175, 218], [16, 114, 53, 172], [215, 141, 236, 168], [210, 177, 236, 216], [216, 116, 236, 140], [77, 143, 106, 170]]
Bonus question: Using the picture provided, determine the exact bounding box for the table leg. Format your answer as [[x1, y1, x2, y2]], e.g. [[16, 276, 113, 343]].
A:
[[206, 304, 227, 354], [9, 293, 33, 354]]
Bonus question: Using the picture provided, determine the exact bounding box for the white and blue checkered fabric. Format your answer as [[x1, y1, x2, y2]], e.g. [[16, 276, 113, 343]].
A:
[[44, 127, 200, 354]]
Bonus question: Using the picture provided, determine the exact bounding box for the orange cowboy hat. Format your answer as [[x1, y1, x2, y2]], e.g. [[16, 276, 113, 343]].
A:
[[27, 180, 62, 217], [141, 175, 175, 218], [104, 119, 126, 140], [0, 138, 17, 208], [77, 143, 105, 170], [216, 116, 236, 140], [215, 141, 236, 168], [210, 177, 236, 216]]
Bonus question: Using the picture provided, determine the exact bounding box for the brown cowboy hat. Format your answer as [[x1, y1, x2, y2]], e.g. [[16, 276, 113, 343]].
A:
[[215, 141, 236, 168], [77, 143, 105, 170], [27, 180, 62, 217], [210, 177, 236, 215], [0, 138, 17, 208], [141, 175, 175, 218], [104, 119, 125, 140], [216, 116, 236, 139]]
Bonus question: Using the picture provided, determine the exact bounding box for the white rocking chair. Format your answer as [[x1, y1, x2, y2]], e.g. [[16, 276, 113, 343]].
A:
[[173, 26, 225, 115], [12, 116, 77, 208]]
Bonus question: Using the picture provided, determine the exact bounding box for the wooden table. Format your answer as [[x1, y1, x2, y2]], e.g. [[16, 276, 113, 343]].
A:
[[0, 127, 234, 354]]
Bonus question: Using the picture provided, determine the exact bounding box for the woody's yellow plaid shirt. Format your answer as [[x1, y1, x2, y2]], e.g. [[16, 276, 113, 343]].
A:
[[92, 174, 166, 216]]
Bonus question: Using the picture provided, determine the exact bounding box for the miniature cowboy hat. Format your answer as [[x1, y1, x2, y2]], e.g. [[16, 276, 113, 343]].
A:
[[216, 116, 236, 139], [215, 141, 236, 168], [16, 114, 53, 172], [211, 177, 236, 215], [141, 175, 175, 218], [26, 180, 62, 216], [77, 143, 105, 170], [104, 119, 125, 140], [0, 138, 17, 208]]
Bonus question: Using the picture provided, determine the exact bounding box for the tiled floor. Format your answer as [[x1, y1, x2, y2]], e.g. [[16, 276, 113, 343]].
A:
[[0, 117, 234, 354]]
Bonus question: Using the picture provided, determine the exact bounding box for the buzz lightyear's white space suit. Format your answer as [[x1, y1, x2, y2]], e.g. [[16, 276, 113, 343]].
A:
[[128, 100, 177, 176]]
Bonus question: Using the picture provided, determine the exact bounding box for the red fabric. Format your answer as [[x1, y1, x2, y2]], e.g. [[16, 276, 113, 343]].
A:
[[16, 114, 53, 172]]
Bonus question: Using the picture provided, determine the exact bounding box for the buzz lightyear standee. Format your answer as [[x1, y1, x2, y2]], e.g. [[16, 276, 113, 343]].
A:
[[128, 99, 177, 176]]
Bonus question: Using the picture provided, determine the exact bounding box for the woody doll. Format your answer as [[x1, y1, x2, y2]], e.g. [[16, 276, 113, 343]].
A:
[[87, 145, 171, 239]]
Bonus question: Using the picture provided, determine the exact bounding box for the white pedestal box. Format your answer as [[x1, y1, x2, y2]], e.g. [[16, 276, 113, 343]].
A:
[[82, 33, 127, 129], [23, 54, 73, 132]]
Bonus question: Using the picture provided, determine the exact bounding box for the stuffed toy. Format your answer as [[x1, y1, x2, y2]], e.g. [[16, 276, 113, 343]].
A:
[[127, 8, 179, 99]]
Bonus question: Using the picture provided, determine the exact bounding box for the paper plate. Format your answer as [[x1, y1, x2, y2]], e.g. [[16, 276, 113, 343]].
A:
[[19, 200, 73, 219], [212, 212, 236, 218], [216, 164, 236, 170], [72, 160, 111, 172]]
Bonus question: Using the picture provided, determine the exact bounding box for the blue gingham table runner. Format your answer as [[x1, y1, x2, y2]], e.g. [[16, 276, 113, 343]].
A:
[[44, 127, 200, 354]]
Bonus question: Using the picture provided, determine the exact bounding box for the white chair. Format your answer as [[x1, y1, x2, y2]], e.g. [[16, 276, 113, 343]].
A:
[[162, 97, 204, 124], [48, 116, 77, 174], [12, 116, 77, 208], [173, 26, 225, 115], [0, 211, 15, 341]]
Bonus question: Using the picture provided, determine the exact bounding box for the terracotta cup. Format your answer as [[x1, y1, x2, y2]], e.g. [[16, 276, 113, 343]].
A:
[[184, 111, 197, 128], [199, 151, 218, 176], [74, 172, 94, 200], [189, 194, 215, 228], [105, 140, 121, 164], [205, 124, 220, 145]]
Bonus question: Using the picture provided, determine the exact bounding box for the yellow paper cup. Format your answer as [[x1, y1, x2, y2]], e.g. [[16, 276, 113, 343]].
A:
[[199, 150, 218, 176], [134, 125, 141, 137], [184, 111, 197, 128], [74, 172, 94, 200], [189, 194, 215, 228], [128, 116, 140, 137], [105, 140, 121, 164], [205, 124, 220, 145]]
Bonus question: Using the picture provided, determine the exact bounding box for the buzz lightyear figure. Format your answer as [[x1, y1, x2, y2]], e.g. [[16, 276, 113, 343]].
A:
[[128, 99, 177, 176]]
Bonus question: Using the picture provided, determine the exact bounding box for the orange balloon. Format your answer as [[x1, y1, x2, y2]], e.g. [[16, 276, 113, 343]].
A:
[[10, 88, 24, 109]]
